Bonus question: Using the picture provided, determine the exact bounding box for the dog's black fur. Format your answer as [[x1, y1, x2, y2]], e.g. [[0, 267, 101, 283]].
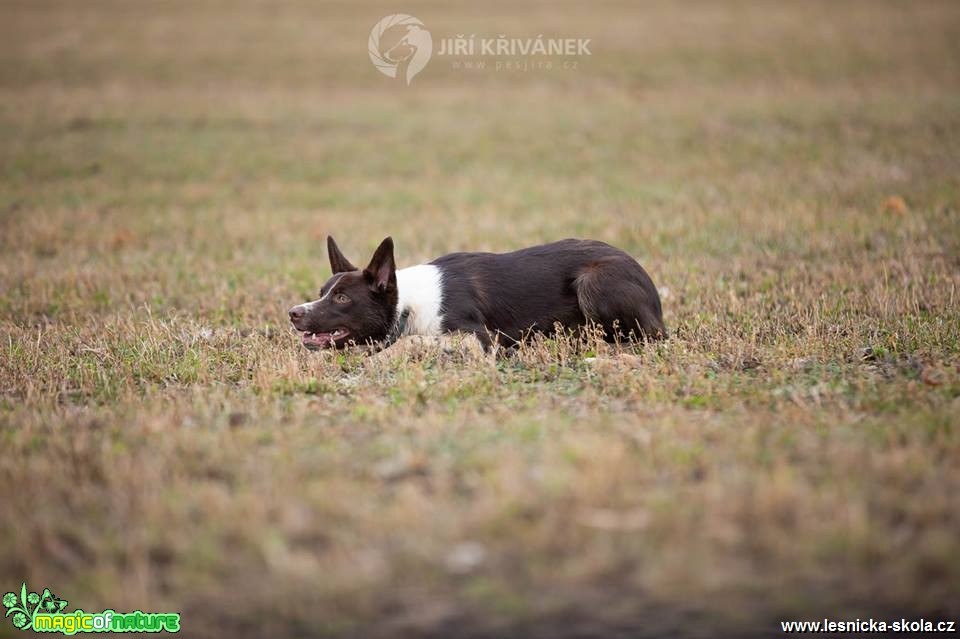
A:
[[433, 240, 664, 346], [289, 236, 664, 351]]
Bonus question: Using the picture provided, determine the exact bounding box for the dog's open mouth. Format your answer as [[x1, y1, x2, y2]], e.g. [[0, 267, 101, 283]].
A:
[[301, 328, 349, 350]]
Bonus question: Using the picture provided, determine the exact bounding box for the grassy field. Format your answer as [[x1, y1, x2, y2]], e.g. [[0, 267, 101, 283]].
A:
[[1, 1, 959, 636]]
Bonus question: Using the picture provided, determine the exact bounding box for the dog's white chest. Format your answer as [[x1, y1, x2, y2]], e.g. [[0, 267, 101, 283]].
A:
[[396, 264, 444, 336]]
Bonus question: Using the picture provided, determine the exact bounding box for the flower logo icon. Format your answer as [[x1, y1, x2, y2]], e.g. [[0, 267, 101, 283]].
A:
[[2, 584, 67, 631]]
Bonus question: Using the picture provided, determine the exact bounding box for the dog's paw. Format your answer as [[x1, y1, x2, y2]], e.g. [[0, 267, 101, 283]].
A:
[[364, 334, 493, 371]]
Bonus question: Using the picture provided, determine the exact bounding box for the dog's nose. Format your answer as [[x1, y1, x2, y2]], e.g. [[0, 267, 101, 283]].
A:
[[288, 306, 305, 322]]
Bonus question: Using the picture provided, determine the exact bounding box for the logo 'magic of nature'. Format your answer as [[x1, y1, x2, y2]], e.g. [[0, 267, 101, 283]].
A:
[[3, 583, 180, 634], [367, 14, 432, 85]]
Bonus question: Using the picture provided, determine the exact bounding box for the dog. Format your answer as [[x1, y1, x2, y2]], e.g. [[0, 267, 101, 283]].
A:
[[288, 236, 665, 352]]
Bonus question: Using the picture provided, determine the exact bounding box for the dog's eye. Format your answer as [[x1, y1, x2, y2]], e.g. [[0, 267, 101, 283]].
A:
[[334, 293, 350, 304]]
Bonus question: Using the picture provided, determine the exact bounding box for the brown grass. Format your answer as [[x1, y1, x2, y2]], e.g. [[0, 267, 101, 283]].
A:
[[1, 1, 959, 637]]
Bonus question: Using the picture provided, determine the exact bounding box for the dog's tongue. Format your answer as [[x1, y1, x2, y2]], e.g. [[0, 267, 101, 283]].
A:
[[302, 332, 334, 348]]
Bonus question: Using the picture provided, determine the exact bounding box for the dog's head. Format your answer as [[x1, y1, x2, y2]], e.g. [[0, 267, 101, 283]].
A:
[[288, 236, 398, 350]]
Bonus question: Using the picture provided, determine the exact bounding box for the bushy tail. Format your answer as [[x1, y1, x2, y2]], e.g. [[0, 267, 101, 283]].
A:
[[574, 257, 665, 341]]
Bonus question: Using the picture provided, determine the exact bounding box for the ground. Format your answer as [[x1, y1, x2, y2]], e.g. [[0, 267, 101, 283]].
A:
[[1, 1, 959, 637]]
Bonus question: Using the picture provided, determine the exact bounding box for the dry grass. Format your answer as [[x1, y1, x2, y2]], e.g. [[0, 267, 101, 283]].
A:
[[1, 1, 959, 637]]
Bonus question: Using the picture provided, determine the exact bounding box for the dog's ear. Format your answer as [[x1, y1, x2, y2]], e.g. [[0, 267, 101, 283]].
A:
[[363, 237, 396, 293], [327, 236, 357, 274]]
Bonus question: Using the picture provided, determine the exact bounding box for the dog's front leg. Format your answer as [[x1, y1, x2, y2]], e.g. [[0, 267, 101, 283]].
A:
[[363, 335, 442, 370], [364, 333, 493, 370]]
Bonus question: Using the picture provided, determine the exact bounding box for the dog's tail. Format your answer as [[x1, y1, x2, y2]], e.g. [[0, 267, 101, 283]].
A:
[[574, 256, 665, 341]]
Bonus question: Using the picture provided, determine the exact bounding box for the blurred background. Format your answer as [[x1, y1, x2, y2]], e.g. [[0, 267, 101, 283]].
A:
[[3, 0, 957, 267]]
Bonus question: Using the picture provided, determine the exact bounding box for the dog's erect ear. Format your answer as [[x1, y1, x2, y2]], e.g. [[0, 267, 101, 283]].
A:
[[363, 237, 396, 293], [327, 236, 357, 274]]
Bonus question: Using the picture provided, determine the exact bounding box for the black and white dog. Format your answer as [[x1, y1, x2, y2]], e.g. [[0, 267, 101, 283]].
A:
[[288, 237, 664, 351]]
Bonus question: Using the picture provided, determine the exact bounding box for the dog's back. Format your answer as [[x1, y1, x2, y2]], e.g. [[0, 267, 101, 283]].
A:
[[432, 239, 664, 344]]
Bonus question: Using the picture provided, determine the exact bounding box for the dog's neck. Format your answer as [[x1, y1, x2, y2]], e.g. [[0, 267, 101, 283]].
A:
[[389, 264, 444, 341], [385, 308, 410, 346]]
